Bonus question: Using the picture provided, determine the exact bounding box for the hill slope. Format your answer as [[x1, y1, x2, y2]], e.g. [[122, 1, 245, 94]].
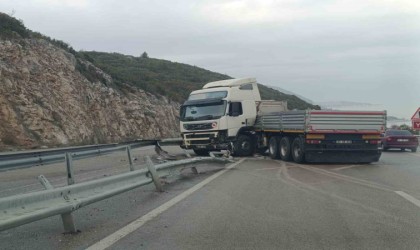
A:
[[80, 52, 320, 110]]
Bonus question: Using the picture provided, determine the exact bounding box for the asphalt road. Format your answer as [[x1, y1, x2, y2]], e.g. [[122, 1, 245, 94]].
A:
[[1, 148, 420, 250]]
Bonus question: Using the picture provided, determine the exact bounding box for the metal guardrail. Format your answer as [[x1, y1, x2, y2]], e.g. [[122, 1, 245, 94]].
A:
[[0, 143, 118, 160], [0, 139, 183, 170], [0, 152, 233, 233]]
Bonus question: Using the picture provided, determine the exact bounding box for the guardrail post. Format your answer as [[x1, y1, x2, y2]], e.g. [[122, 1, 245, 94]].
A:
[[63, 153, 77, 233], [38, 175, 54, 190], [145, 156, 163, 192], [126, 145, 134, 171], [61, 212, 77, 233], [37, 153, 43, 166], [37, 174, 78, 233], [65, 153, 75, 185], [183, 149, 192, 158]]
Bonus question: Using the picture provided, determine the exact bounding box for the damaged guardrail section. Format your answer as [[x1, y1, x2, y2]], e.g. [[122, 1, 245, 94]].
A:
[[0, 155, 234, 233]]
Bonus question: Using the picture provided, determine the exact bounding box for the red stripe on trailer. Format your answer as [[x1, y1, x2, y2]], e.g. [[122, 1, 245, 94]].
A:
[[310, 111, 385, 115]]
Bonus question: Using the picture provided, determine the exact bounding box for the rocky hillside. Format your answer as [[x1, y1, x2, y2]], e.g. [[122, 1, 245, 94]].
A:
[[0, 38, 181, 150], [0, 13, 318, 150]]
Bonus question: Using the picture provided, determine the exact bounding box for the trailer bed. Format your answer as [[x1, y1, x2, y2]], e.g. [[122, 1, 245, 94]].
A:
[[255, 110, 386, 133]]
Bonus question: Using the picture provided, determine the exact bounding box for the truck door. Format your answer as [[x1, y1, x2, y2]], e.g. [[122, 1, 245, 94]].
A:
[[227, 102, 245, 137]]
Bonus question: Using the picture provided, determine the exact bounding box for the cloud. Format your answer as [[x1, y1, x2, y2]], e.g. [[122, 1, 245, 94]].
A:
[[34, 0, 89, 8], [329, 46, 420, 60], [196, 0, 420, 25], [197, 0, 309, 24]]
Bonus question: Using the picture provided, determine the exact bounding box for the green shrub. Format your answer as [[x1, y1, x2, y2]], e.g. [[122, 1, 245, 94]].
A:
[[0, 12, 29, 39]]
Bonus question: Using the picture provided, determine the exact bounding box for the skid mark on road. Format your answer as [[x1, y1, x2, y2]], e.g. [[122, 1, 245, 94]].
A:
[[279, 161, 420, 213], [274, 161, 418, 225], [287, 162, 394, 192], [408, 153, 420, 158], [255, 167, 282, 171], [332, 165, 360, 171]]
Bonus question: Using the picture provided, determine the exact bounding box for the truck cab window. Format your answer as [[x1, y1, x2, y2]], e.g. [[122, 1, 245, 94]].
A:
[[229, 102, 243, 116]]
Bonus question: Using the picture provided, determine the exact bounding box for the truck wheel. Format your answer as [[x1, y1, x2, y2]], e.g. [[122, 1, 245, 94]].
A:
[[268, 137, 280, 159], [291, 137, 305, 163], [193, 149, 209, 156], [412, 147, 418, 153], [234, 135, 255, 156], [279, 137, 291, 161]]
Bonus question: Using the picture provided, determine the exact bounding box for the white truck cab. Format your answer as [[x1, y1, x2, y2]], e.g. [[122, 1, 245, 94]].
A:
[[180, 78, 262, 155]]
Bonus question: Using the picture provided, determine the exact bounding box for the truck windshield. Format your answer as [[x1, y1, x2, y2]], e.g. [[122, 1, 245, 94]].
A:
[[180, 101, 227, 121]]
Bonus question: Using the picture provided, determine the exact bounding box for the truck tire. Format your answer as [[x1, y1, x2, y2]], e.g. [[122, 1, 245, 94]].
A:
[[268, 137, 280, 159], [234, 135, 255, 156], [193, 149, 209, 156], [279, 137, 291, 161], [291, 137, 305, 163], [412, 147, 418, 153]]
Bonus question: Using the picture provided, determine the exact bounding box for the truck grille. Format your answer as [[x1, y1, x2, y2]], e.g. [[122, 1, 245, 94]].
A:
[[183, 123, 212, 131], [183, 132, 218, 146], [185, 133, 213, 139]]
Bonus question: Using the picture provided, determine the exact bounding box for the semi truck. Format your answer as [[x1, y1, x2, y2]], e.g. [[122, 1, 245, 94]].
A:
[[180, 78, 386, 163]]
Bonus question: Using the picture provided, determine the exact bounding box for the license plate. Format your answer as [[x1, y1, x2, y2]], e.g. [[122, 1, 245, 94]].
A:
[[336, 140, 352, 144], [397, 139, 409, 142], [196, 145, 206, 149]]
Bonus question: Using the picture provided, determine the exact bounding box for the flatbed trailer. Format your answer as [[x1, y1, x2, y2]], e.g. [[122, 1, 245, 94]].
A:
[[254, 110, 387, 163]]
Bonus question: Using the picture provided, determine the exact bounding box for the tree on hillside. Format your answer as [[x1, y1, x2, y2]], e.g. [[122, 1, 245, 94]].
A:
[[141, 51, 149, 58], [0, 12, 29, 38]]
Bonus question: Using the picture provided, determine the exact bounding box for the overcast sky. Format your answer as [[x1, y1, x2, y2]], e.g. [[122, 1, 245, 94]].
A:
[[1, 0, 419, 118]]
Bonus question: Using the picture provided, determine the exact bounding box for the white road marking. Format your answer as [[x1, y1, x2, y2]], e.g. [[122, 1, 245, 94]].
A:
[[86, 158, 246, 250], [395, 191, 420, 208], [332, 165, 359, 171]]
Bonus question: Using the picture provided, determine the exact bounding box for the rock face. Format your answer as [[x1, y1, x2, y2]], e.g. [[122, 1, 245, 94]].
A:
[[0, 39, 180, 150]]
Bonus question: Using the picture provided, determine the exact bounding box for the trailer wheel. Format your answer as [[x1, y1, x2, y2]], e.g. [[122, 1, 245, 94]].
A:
[[412, 147, 418, 153], [234, 135, 255, 156], [193, 149, 209, 156], [291, 137, 305, 163], [279, 137, 291, 161], [268, 137, 280, 159]]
